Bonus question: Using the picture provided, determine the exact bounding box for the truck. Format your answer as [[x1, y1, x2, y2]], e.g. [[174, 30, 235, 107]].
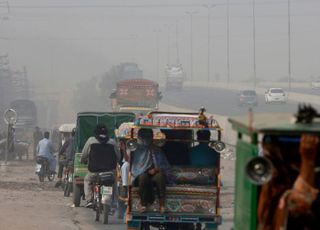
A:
[[165, 64, 185, 90], [110, 79, 162, 112]]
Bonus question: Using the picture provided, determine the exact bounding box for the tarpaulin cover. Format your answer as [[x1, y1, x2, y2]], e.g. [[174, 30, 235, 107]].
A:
[[75, 112, 135, 152]]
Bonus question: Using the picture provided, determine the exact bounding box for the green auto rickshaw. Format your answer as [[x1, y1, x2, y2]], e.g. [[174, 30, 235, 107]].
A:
[[229, 106, 320, 230], [73, 112, 135, 207]]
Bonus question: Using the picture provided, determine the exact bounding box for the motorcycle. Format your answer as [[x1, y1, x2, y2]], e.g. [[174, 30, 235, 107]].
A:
[[92, 171, 115, 224], [35, 156, 55, 182]]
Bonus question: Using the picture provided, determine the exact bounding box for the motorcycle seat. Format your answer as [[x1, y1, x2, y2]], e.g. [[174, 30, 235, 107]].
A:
[[93, 172, 115, 186], [36, 156, 49, 164]]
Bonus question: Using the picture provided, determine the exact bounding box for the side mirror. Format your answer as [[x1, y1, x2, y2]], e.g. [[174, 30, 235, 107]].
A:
[[245, 156, 273, 185], [209, 141, 226, 152]]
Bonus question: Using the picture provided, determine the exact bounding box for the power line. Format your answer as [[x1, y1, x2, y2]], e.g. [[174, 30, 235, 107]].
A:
[[0, 0, 318, 10]]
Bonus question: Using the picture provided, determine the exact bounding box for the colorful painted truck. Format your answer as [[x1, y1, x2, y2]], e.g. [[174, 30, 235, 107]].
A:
[[72, 111, 135, 207], [110, 79, 162, 112]]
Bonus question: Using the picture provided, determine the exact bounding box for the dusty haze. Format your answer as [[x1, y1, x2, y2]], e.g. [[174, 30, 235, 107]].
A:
[[0, 0, 319, 124]]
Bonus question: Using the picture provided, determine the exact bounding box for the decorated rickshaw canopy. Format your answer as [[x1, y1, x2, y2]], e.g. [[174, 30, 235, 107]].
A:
[[115, 111, 222, 140], [136, 111, 222, 130]]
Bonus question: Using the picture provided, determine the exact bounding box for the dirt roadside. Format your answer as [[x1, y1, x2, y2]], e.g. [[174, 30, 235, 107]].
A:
[[0, 160, 80, 230]]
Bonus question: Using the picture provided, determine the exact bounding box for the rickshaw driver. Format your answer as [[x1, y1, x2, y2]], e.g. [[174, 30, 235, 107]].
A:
[[130, 128, 170, 213], [189, 130, 219, 168]]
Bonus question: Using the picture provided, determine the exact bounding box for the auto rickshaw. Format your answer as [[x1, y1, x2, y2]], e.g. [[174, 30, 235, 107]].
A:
[[229, 105, 320, 230], [72, 112, 135, 207], [117, 111, 225, 230]]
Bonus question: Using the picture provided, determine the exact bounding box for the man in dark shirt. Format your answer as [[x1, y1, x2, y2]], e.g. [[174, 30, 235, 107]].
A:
[[81, 124, 119, 208]]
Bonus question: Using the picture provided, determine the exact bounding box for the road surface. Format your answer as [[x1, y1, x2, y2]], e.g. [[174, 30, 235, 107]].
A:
[[0, 156, 234, 230], [162, 86, 320, 116]]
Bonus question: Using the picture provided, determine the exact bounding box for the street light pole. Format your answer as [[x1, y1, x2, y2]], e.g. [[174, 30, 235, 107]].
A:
[[129, 34, 137, 63], [288, 0, 292, 91], [252, 0, 257, 88], [203, 2, 216, 82], [156, 31, 160, 81], [186, 11, 197, 81], [226, 0, 230, 84]]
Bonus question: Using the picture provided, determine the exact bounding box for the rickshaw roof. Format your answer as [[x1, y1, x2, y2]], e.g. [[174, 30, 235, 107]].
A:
[[77, 111, 135, 117], [119, 106, 153, 111], [131, 111, 222, 131], [58, 123, 76, 133], [229, 113, 320, 135], [75, 111, 135, 151]]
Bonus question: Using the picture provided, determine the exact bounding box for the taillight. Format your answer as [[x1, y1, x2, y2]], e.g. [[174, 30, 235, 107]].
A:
[[95, 186, 99, 193]]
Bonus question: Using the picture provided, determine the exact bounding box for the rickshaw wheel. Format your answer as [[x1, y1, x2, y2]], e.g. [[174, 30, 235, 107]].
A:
[[140, 223, 150, 230]]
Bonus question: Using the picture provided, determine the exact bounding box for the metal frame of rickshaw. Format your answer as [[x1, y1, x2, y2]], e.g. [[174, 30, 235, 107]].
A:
[[229, 112, 320, 230], [121, 111, 224, 230]]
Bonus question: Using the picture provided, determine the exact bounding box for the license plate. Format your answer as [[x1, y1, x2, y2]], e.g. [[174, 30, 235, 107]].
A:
[[102, 186, 113, 195]]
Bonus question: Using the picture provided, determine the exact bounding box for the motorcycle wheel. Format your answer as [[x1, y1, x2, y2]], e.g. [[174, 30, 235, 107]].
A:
[[48, 173, 55, 181], [140, 223, 150, 230], [38, 166, 45, 182], [73, 181, 81, 207], [102, 204, 109, 224], [64, 182, 71, 197], [95, 202, 100, 222]]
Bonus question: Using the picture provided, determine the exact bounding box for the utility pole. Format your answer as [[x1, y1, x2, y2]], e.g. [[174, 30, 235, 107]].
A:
[[166, 25, 171, 65], [186, 11, 197, 81], [175, 21, 180, 65], [153, 29, 161, 81], [226, 0, 231, 84], [288, 0, 292, 91], [252, 0, 257, 88], [203, 2, 216, 82], [129, 34, 137, 63]]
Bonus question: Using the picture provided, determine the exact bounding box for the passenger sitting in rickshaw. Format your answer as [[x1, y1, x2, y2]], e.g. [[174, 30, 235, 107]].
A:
[[130, 128, 170, 213], [189, 130, 219, 167]]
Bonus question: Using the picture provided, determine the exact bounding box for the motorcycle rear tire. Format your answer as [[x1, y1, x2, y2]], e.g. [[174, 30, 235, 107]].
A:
[[48, 173, 55, 181], [38, 166, 45, 182], [95, 204, 100, 222], [73, 181, 81, 207], [64, 182, 71, 197], [102, 204, 109, 224]]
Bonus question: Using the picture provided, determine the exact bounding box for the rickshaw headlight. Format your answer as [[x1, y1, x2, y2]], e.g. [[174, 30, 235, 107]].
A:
[[245, 156, 273, 185], [209, 141, 226, 152]]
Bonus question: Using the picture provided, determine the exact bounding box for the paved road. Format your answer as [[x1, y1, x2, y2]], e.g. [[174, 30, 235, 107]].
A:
[[289, 87, 320, 96], [162, 86, 320, 117]]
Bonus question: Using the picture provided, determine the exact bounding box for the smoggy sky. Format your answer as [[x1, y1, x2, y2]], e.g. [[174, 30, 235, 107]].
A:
[[1, 0, 320, 91]]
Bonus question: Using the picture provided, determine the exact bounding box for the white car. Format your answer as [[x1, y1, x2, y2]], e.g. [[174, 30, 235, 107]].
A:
[[311, 80, 320, 90], [265, 88, 287, 104]]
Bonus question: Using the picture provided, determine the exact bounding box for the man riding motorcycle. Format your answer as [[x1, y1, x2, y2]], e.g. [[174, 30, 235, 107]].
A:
[[80, 124, 120, 208], [55, 128, 76, 188], [36, 131, 56, 174]]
